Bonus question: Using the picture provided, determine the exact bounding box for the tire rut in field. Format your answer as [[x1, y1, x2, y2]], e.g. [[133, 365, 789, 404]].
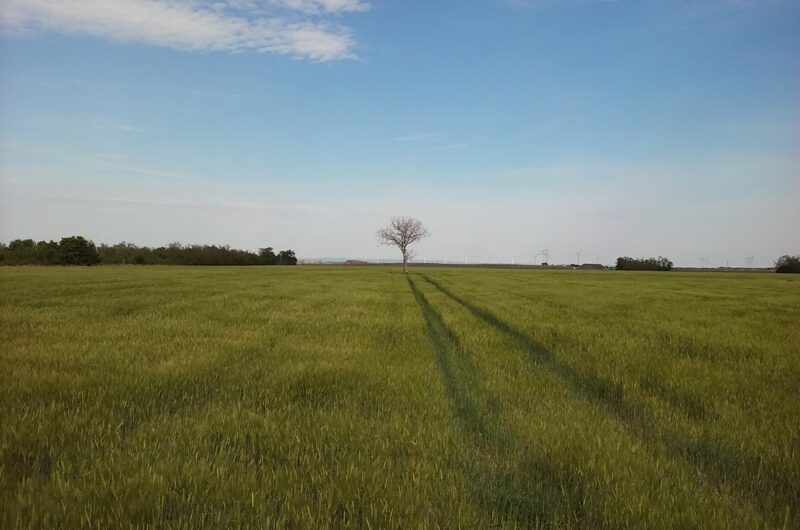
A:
[[418, 274, 795, 526], [408, 277, 587, 528], [490, 285, 714, 422]]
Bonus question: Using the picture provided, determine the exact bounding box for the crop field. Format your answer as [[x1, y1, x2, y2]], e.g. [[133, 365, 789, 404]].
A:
[[1, 266, 798, 529]]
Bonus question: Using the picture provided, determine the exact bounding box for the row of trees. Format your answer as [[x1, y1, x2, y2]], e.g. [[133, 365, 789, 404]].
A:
[[615, 256, 674, 271], [98, 242, 297, 266], [775, 255, 800, 273], [0, 238, 297, 266], [0, 237, 101, 266], [614, 255, 800, 273]]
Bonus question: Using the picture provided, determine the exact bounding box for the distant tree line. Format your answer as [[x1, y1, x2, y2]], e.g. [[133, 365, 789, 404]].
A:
[[615, 256, 674, 271], [775, 255, 800, 273], [0, 237, 297, 266], [0, 237, 101, 266]]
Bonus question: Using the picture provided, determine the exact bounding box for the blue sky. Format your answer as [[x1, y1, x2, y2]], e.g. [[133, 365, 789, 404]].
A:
[[1, 0, 798, 266]]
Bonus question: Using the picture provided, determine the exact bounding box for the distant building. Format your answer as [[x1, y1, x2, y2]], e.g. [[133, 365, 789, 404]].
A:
[[580, 263, 605, 270]]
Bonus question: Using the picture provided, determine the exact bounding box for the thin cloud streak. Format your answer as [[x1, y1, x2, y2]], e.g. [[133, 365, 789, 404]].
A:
[[91, 119, 146, 133], [396, 132, 467, 150], [46, 192, 326, 213], [266, 0, 370, 14], [0, 0, 365, 61], [94, 153, 131, 161], [505, 0, 622, 7], [396, 132, 445, 143]]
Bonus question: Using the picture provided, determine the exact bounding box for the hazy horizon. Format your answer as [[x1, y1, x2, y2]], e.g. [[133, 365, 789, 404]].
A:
[[1, 0, 798, 268]]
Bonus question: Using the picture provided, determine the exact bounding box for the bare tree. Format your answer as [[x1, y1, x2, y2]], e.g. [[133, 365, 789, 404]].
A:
[[376, 217, 429, 274]]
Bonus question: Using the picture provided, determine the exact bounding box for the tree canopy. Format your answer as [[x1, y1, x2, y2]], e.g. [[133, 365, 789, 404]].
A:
[[0, 238, 298, 266], [0, 237, 98, 265], [775, 255, 800, 273], [615, 256, 673, 271]]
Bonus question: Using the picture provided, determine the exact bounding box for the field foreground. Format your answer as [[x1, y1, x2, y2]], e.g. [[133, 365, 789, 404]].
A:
[[1, 266, 798, 528]]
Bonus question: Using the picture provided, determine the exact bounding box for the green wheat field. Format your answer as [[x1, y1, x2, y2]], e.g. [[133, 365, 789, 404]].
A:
[[1, 266, 798, 529]]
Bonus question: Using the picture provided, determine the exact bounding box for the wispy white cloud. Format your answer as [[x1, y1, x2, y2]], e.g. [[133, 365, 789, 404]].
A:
[[505, 0, 621, 7], [0, 0, 366, 61], [396, 132, 467, 150], [233, 0, 370, 15], [91, 120, 145, 133], [491, 163, 606, 180], [396, 132, 446, 143], [46, 191, 325, 213], [435, 143, 467, 150], [94, 153, 131, 161]]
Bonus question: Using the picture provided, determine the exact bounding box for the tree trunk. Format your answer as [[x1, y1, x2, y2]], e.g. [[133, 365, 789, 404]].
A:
[[403, 256, 408, 274]]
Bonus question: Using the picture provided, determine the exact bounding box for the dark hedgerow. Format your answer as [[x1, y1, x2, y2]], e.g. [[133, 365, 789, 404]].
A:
[[616, 256, 673, 271], [0, 238, 298, 266], [0, 237, 99, 266]]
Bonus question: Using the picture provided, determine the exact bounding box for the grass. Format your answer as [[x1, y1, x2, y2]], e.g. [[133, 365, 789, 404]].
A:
[[1, 265, 798, 528]]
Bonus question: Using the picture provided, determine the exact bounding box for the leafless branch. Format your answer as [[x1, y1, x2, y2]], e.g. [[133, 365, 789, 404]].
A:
[[376, 216, 429, 273]]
